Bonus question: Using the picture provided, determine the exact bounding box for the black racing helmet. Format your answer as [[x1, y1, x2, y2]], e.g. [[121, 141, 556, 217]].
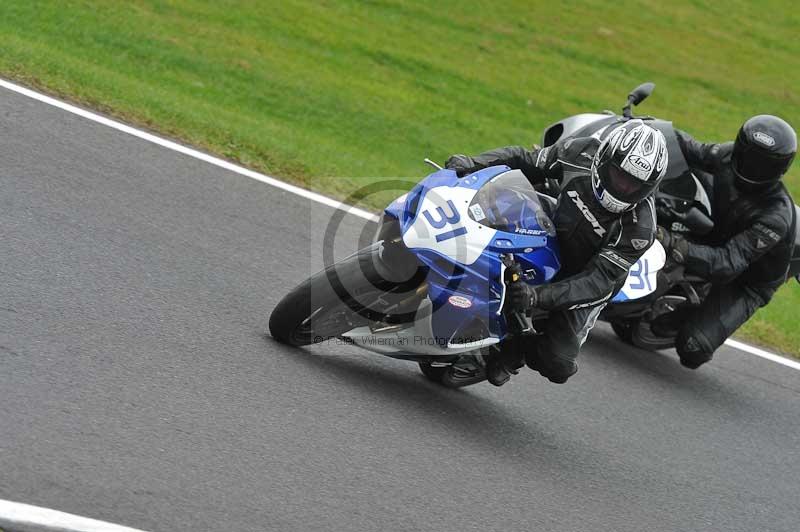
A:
[[732, 115, 797, 191]]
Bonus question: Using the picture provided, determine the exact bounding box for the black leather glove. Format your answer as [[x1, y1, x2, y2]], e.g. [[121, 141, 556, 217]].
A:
[[656, 226, 689, 264], [444, 154, 476, 177], [507, 281, 538, 311]]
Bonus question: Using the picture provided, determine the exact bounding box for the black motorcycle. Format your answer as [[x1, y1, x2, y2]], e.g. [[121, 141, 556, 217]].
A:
[[539, 82, 800, 350]]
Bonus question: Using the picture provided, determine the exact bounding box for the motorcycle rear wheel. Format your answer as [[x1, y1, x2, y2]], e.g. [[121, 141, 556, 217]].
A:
[[611, 318, 676, 351]]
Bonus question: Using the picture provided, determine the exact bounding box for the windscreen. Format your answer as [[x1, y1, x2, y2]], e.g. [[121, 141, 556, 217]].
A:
[[468, 170, 556, 237]]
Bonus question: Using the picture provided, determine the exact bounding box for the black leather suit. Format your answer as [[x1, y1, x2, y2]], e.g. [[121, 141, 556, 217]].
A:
[[448, 137, 656, 381], [673, 130, 797, 367]]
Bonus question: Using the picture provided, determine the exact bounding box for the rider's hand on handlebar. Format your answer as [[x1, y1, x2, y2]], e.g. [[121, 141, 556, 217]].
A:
[[508, 280, 538, 311], [656, 226, 688, 265], [445, 154, 475, 177]]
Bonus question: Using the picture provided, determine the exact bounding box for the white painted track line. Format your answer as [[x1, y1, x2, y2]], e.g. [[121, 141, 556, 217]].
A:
[[0, 75, 796, 372], [0, 499, 148, 532], [725, 338, 800, 370]]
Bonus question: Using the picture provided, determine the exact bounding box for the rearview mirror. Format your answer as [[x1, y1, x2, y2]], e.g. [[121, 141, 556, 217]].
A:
[[622, 82, 655, 118], [628, 82, 655, 106]]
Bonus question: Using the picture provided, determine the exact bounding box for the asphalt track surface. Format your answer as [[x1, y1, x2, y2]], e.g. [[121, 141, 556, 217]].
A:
[[1, 87, 799, 532]]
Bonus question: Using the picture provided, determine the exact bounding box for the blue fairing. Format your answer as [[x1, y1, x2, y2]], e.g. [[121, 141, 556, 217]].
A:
[[383, 166, 561, 344]]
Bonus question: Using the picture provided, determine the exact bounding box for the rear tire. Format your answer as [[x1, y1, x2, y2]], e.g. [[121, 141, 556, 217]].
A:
[[610, 318, 676, 351], [631, 320, 676, 351], [610, 320, 634, 344]]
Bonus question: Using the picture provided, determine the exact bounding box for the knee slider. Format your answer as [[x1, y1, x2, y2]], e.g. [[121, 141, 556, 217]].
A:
[[527, 352, 577, 383], [676, 329, 714, 369]]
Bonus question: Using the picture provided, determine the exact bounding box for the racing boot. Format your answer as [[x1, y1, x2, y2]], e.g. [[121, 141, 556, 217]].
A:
[[486, 339, 525, 387]]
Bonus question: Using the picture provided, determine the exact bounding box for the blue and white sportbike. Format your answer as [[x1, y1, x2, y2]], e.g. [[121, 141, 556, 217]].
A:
[[269, 164, 665, 388], [269, 82, 800, 386]]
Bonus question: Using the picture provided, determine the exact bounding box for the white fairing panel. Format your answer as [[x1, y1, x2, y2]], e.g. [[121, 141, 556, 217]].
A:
[[340, 298, 500, 356], [402, 185, 496, 265], [542, 113, 613, 145], [614, 240, 667, 301]]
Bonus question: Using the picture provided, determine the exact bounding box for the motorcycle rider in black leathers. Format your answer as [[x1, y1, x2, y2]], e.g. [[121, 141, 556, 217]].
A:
[[658, 115, 797, 369], [446, 119, 669, 385]]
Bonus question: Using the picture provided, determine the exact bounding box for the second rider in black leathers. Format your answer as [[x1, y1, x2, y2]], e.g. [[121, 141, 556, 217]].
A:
[[447, 119, 668, 385], [658, 115, 797, 368]]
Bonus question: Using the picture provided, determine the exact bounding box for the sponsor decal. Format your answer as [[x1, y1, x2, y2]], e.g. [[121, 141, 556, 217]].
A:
[[568, 190, 606, 237], [515, 227, 546, 236], [753, 131, 776, 147], [568, 291, 613, 310], [631, 238, 650, 250], [684, 336, 702, 353], [671, 222, 690, 233], [600, 249, 633, 270], [448, 295, 473, 309], [754, 222, 781, 242], [536, 146, 552, 167], [469, 203, 486, 221]]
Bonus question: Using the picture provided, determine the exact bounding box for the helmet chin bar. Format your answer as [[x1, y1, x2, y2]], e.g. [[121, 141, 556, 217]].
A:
[[732, 165, 782, 194], [592, 165, 634, 213], [597, 188, 632, 213]]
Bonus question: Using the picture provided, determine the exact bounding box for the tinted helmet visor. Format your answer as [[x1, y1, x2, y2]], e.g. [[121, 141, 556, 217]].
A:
[[732, 142, 794, 184], [601, 163, 655, 203]]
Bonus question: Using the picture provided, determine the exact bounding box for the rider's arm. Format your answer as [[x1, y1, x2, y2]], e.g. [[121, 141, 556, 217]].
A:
[[682, 206, 792, 283], [446, 137, 596, 183], [675, 129, 724, 174], [532, 199, 657, 311]]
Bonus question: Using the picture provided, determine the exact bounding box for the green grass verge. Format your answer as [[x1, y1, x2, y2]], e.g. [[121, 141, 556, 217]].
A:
[[1, 0, 798, 356]]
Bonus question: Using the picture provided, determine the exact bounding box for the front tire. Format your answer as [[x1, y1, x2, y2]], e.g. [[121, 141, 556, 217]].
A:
[[268, 275, 355, 347], [269, 242, 423, 347]]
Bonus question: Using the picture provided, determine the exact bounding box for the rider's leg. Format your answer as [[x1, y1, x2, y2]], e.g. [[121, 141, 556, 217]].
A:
[[675, 283, 767, 369], [527, 304, 604, 383]]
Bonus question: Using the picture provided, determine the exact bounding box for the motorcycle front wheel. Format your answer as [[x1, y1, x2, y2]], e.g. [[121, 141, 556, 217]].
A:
[[269, 242, 423, 347]]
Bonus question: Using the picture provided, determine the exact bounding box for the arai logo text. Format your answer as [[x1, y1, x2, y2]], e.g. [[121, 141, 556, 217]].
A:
[[628, 154, 652, 172]]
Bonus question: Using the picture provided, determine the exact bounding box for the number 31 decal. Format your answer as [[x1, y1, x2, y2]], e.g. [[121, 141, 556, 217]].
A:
[[422, 200, 467, 242], [629, 258, 652, 291]]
